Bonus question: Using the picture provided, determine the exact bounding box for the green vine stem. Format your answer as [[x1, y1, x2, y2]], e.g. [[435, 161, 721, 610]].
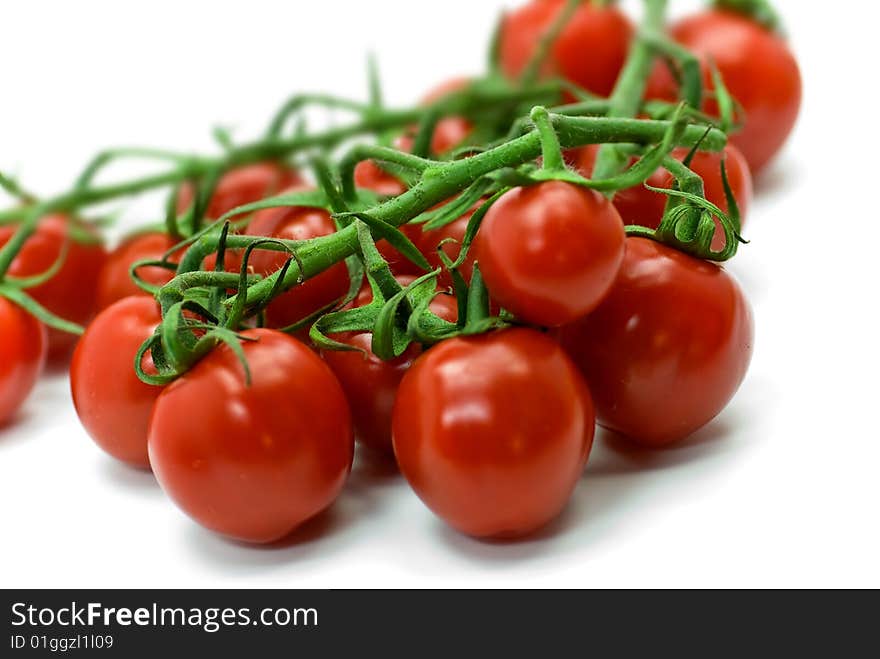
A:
[[172, 114, 725, 324], [0, 172, 37, 205], [519, 0, 582, 86], [592, 0, 668, 182]]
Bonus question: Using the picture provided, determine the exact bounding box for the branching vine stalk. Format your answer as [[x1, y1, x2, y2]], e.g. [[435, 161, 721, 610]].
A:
[[0, 0, 753, 385]]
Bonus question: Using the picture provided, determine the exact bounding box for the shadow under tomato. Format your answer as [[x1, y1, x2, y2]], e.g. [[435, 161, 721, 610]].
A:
[[431, 505, 580, 564], [587, 420, 735, 477], [181, 502, 361, 572], [432, 416, 743, 564], [0, 411, 28, 437], [181, 460, 391, 569], [96, 457, 159, 496], [753, 155, 800, 198], [348, 445, 401, 486]]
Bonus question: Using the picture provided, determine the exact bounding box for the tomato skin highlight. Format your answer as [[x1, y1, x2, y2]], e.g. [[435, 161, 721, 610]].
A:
[[575, 144, 753, 251], [500, 0, 633, 97], [176, 161, 302, 221], [0, 298, 47, 425], [148, 329, 354, 544], [559, 237, 754, 447], [0, 214, 106, 362], [475, 181, 625, 327], [246, 203, 351, 330], [646, 10, 802, 173], [392, 328, 594, 538], [70, 296, 163, 468], [322, 277, 458, 454]]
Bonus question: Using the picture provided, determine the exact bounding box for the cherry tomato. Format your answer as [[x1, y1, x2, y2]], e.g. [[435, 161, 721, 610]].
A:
[[646, 10, 802, 173], [176, 161, 302, 220], [95, 232, 177, 310], [70, 296, 163, 468], [393, 328, 594, 538], [354, 160, 408, 198], [96, 232, 244, 310], [322, 276, 458, 454], [353, 77, 471, 201], [575, 143, 753, 250], [0, 214, 106, 362], [474, 181, 625, 327], [499, 0, 633, 97], [421, 78, 474, 155], [0, 298, 47, 425], [558, 237, 753, 447], [246, 201, 351, 329], [148, 329, 353, 543]]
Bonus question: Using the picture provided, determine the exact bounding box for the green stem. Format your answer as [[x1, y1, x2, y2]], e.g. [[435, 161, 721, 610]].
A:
[[339, 144, 433, 200], [0, 172, 37, 204], [592, 0, 669, 183], [219, 115, 724, 313], [520, 0, 582, 86], [531, 107, 566, 172]]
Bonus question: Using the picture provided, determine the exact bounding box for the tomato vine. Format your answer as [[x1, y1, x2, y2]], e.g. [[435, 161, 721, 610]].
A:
[[0, 0, 763, 386]]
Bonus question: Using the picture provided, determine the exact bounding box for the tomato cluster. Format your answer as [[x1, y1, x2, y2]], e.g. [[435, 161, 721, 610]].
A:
[[0, 0, 798, 546]]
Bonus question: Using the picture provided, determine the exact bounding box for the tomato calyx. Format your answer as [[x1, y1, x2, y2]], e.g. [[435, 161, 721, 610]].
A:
[[309, 217, 504, 362], [625, 143, 746, 262]]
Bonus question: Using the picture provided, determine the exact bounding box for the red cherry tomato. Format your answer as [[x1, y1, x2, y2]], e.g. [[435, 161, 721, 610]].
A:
[[354, 160, 408, 198], [575, 143, 753, 250], [322, 276, 458, 454], [148, 329, 353, 544], [96, 232, 244, 311], [393, 328, 594, 538], [0, 214, 106, 362], [421, 78, 474, 155], [646, 10, 802, 173], [0, 297, 47, 425], [499, 0, 633, 97], [559, 237, 753, 447], [95, 232, 177, 310], [431, 117, 473, 155], [176, 161, 302, 220], [475, 181, 625, 327], [70, 296, 163, 468], [246, 202, 351, 330], [353, 78, 472, 200]]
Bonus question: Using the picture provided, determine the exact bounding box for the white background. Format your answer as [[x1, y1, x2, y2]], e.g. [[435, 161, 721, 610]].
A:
[[1, 0, 877, 589]]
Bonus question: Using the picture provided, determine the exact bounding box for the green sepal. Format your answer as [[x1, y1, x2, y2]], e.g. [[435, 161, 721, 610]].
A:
[[0, 284, 84, 335], [417, 178, 493, 230], [216, 189, 334, 225], [278, 256, 365, 337], [636, 183, 745, 262], [371, 271, 443, 361], [344, 211, 431, 273], [708, 61, 736, 134], [4, 239, 70, 290], [129, 257, 178, 297]]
